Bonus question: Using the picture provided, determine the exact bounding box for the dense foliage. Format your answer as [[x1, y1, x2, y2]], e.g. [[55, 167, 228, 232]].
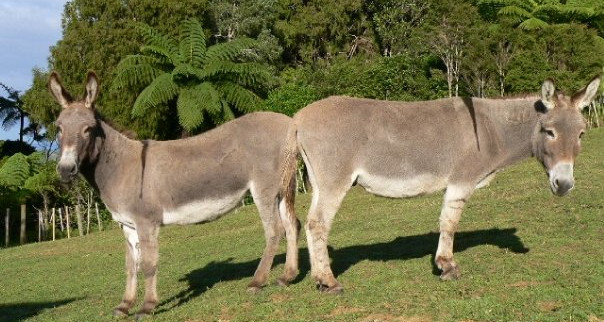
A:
[[18, 0, 603, 141]]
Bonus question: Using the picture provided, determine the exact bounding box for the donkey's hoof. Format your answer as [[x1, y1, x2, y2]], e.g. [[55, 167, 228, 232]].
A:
[[247, 285, 263, 294], [276, 277, 290, 287], [440, 266, 461, 281], [112, 308, 129, 318], [316, 283, 344, 294], [135, 312, 150, 321]]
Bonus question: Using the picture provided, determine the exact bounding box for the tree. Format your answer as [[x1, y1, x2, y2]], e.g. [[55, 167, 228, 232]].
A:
[[0, 84, 30, 143], [112, 18, 273, 133], [424, 0, 480, 97], [364, 0, 430, 56]]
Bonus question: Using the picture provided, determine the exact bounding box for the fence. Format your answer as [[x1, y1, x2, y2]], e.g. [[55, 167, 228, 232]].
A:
[[2, 202, 105, 247]]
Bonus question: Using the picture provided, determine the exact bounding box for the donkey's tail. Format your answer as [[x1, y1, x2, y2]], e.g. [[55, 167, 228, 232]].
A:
[[279, 121, 300, 229]]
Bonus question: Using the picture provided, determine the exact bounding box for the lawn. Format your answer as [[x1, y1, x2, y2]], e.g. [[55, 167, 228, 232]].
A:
[[1, 127, 603, 321]]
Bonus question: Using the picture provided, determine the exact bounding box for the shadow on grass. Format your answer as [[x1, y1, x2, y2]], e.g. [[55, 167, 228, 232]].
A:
[[0, 298, 79, 322], [157, 227, 527, 313]]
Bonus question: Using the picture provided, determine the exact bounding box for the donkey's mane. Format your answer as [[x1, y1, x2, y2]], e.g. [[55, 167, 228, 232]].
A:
[[92, 108, 138, 139], [489, 93, 540, 100]]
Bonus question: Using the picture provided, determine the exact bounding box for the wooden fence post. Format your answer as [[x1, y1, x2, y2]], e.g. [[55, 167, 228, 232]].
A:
[[65, 206, 70, 239], [58, 208, 64, 232], [20, 204, 26, 245], [86, 205, 91, 234], [4, 208, 9, 247], [51, 208, 56, 241], [95, 202, 102, 231], [75, 205, 83, 237], [38, 210, 42, 242]]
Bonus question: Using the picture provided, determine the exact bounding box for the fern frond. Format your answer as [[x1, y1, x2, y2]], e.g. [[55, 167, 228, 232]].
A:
[[196, 82, 222, 116], [498, 6, 533, 23], [216, 82, 262, 114], [176, 87, 205, 131], [0, 153, 30, 189], [179, 19, 207, 68], [112, 55, 163, 90], [172, 63, 205, 84], [132, 73, 179, 117], [220, 99, 235, 122], [140, 45, 180, 65], [135, 22, 181, 64], [203, 38, 256, 65], [518, 17, 549, 30]]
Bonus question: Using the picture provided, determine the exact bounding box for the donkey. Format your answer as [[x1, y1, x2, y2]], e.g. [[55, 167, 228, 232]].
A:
[[48, 72, 300, 317], [280, 76, 601, 293]]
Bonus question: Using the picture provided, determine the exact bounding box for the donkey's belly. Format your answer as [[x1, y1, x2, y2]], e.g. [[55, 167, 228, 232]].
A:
[[356, 171, 447, 198], [162, 189, 247, 225]]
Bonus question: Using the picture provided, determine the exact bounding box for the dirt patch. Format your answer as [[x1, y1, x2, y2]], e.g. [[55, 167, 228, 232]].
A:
[[360, 313, 432, 322], [327, 305, 364, 317], [537, 301, 562, 312], [507, 281, 543, 288], [270, 293, 290, 303]]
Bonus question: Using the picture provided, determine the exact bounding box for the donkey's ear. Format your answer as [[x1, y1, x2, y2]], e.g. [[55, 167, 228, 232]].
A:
[[84, 71, 100, 109], [541, 78, 556, 111], [47, 71, 73, 109], [571, 76, 601, 111]]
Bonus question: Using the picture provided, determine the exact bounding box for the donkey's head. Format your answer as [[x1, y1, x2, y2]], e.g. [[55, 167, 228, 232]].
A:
[[48, 71, 102, 183], [533, 76, 601, 196]]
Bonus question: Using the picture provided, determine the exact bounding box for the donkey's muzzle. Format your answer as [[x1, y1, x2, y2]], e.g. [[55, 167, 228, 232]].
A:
[[57, 149, 79, 182], [549, 162, 574, 197], [57, 163, 78, 182]]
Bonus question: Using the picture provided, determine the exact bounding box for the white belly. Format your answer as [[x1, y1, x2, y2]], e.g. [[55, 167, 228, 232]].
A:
[[356, 171, 447, 198], [162, 190, 247, 225]]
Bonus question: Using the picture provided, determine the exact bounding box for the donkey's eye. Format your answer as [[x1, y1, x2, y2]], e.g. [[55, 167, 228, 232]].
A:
[[543, 128, 555, 139], [579, 131, 585, 139]]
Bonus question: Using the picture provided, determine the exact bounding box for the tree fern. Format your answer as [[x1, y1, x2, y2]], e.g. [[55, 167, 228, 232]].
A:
[[114, 19, 273, 135]]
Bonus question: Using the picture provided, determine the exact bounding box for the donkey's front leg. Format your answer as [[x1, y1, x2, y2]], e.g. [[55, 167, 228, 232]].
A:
[[135, 223, 160, 319], [114, 225, 140, 317], [435, 184, 473, 280]]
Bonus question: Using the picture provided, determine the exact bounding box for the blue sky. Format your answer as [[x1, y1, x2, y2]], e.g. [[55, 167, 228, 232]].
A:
[[0, 0, 65, 141]]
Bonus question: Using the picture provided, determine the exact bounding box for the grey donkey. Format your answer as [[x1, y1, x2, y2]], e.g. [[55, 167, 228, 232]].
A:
[[280, 76, 601, 293], [48, 71, 300, 317]]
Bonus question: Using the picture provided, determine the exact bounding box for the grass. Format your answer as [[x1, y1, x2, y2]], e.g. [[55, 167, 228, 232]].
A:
[[1, 128, 603, 321]]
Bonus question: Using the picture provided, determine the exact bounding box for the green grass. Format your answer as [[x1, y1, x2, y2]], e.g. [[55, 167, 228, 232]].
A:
[[1, 128, 603, 321]]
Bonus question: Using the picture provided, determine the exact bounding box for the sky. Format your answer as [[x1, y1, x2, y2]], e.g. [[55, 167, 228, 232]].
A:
[[0, 0, 65, 141]]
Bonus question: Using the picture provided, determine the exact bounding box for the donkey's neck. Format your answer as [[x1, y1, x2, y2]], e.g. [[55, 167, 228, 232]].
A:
[[80, 121, 142, 198], [483, 97, 540, 168]]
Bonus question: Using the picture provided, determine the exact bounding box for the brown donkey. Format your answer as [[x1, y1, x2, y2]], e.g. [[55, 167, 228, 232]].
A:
[[281, 76, 601, 293], [48, 72, 300, 317]]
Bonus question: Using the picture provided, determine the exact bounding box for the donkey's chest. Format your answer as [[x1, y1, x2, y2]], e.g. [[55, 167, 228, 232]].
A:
[[356, 171, 447, 198]]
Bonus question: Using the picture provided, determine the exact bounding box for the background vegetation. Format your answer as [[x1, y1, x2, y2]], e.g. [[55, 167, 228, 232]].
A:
[[0, 127, 602, 321]]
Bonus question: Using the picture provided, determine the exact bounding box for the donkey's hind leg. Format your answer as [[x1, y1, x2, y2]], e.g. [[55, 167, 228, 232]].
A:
[[305, 185, 349, 294], [276, 197, 301, 287], [435, 184, 474, 280], [247, 191, 282, 292], [114, 225, 140, 317]]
